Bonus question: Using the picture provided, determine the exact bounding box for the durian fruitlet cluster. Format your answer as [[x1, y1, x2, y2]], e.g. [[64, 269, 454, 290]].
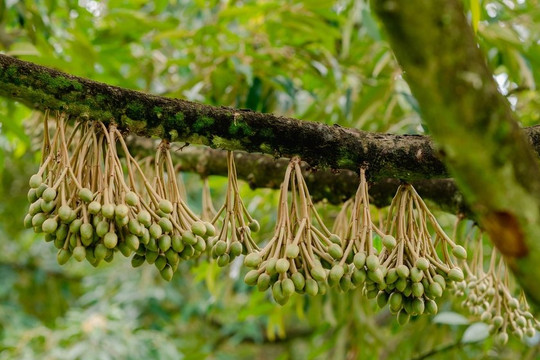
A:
[[25, 113, 538, 336], [453, 231, 540, 345], [25, 113, 215, 281], [243, 157, 345, 304], [210, 152, 260, 266]]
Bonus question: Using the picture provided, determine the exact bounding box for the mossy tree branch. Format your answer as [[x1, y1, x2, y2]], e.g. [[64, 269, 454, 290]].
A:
[[374, 0, 540, 303], [161, 144, 468, 214], [3, 53, 540, 183], [0, 54, 484, 181]]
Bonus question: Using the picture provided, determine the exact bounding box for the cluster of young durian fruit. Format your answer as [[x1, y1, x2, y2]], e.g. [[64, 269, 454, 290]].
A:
[[25, 113, 215, 281], [243, 163, 467, 325], [452, 229, 540, 345], [25, 113, 537, 336]]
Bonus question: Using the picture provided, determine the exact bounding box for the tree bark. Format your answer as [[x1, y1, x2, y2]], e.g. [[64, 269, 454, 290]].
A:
[[3, 52, 540, 184], [162, 144, 469, 214], [374, 0, 540, 304]]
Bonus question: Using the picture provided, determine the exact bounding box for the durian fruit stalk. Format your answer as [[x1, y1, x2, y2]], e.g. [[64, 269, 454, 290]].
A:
[[210, 151, 260, 266], [244, 157, 341, 304], [455, 231, 540, 345], [335, 168, 386, 294], [26, 113, 213, 281], [125, 139, 214, 278], [373, 184, 467, 325], [201, 177, 217, 223]]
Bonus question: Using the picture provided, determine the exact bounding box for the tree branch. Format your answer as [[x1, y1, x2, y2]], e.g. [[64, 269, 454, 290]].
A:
[[374, 0, 540, 303], [0, 54, 484, 182], [3, 53, 540, 184], [163, 144, 469, 214]]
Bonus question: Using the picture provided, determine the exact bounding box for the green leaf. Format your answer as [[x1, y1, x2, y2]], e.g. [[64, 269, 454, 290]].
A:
[[461, 322, 490, 343], [470, 0, 481, 34], [432, 311, 470, 325]]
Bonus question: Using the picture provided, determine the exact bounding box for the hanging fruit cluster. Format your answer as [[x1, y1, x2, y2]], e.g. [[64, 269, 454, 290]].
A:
[[372, 184, 467, 324], [24, 113, 214, 281], [25, 112, 540, 334], [210, 151, 260, 266], [243, 157, 344, 304], [453, 231, 540, 344]]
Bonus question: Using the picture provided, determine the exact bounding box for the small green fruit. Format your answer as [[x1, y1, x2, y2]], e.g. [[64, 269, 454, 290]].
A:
[[257, 273, 271, 291], [103, 232, 118, 249], [115, 204, 129, 218], [57, 248, 71, 265], [101, 204, 115, 219], [285, 244, 300, 258], [88, 201, 101, 215], [291, 272, 305, 291], [281, 278, 295, 297], [158, 199, 174, 214], [171, 235, 184, 252], [213, 240, 227, 256], [79, 188, 94, 203], [42, 218, 58, 233], [94, 244, 108, 260], [217, 253, 230, 267], [276, 258, 290, 274], [126, 234, 140, 251], [137, 210, 152, 227], [382, 235, 397, 249], [160, 265, 174, 281], [159, 217, 173, 233], [354, 252, 366, 269], [397, 309, 410, 326], [328, 244, 343, 260], [131, 254, 145, 268], [32, 213, 47, 229], [125, 191, 139, 206], [248, 220, 260, 233], [58, 205, 73, 222], [145, 251, 159, 264], [42, 187, 57, 202], [149, 223, 163, 239], [415, 257, 429, 271], [244, 270, 260, 285], [27, 188, 38, 203], [191, 221, 206, 237], [452, 245, 467, 260], [73, 246, 86, 262], [155, 255, 167, 271], [230, 241, 243, 256], [366, 254, 379, 272], [311, 266, 327, 282], [29, 174, 42, 189], [204, 222, 216, 237], [305, 278, 319, 296], [329, 264, 345, 284], [244, 252, 262, 267], [158, 234, 171, 252], [182, 231, 197, 245]]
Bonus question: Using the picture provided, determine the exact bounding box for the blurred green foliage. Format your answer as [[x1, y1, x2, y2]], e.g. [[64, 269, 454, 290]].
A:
[[0, 0, 539, 359]]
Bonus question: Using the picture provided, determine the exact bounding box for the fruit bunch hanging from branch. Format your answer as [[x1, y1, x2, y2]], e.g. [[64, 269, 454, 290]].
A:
[[23, 111, 540, 338]]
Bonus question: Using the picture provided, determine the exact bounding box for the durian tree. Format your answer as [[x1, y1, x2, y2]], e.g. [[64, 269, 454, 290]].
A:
[[1, 0, 540, 359]]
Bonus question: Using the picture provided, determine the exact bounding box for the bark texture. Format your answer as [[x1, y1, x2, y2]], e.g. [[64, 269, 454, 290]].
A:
[[163, 145, 468, 214], [374, 0, 540, 304]]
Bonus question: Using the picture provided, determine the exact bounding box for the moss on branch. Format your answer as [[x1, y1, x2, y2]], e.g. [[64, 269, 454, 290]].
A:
[[0, 54, 444, 181], [4, 54, 540, 186]]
